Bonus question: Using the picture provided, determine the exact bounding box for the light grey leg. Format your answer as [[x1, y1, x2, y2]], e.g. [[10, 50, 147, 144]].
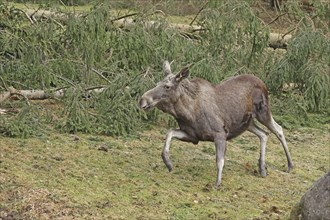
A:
[[214, 134, 227, 188], [266, 117, 294, 172], [162, 129, 197, 172], [248, 121, 269, 177]]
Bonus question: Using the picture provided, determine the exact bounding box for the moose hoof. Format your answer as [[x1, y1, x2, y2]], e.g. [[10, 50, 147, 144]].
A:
[[165, 162, 173, 172], [162, 153, 173, 172], [214, 182, 221, 189], [287, 164, 294, 173], [259, 169, 267, 177]]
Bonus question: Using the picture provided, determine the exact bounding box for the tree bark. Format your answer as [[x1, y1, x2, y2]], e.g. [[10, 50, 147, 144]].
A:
[[268, 33, 292, 49], [0, 87, 106, 104]]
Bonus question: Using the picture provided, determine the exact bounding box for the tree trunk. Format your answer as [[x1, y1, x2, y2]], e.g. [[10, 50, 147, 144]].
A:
[[0, 87, 106, 104], [268, 33, 292, 49], [270, 0, 283, 10]]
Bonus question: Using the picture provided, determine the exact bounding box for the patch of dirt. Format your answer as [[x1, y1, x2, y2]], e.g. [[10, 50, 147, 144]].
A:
[[0, 187, 80, 220]]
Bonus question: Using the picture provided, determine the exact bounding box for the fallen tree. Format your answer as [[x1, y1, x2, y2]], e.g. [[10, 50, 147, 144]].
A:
[[1, 1, 328, 137], [0, 86, 106, 104], [22, 8, 292, 49], [268, 32, 292, 49]]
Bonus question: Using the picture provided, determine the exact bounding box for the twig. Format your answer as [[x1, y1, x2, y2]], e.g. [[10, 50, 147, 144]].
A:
[[190, 1, 208, 26], [59, 0, 68, 8], [149, 10, 166, 16], [267, 12, 288, 25], [7, 80, 31, 89], [51, 73, 76, 87], [86, 86, 107, 91], [282, 17, 304, 38], [10, 92, 31, 106], [179, 32, 200, 41], [22, 10, 35, 24], [282, 27, 296, 39], [305, 15, 316, 31], [185, 62, 195, 70], [49, 17, 65, 29], [30, 7, 41, 18], [3, 30, 28, 46], [111, 13, 139, 22], [143, 67, 151, 78], [0, 76, 8, 90], [91, 68, 112, 84], [191, 28, 206, 32], [275, 0, 282, 12], [23, 2, 31, 10], [233, 66, 245, 76]]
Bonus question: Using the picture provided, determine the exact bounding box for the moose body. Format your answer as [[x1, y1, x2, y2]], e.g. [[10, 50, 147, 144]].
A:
[[139, 61, 293, 187]]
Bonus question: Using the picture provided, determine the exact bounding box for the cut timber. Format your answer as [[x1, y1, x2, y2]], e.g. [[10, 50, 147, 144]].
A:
[[0, 87, 106, 104], [0, 91, 11, 104], [0, 87, 64, 104], [25, 8, 68, 20], [22, 9, 290, 49], [115, 18, 291, 48], [269, 33, 292, 49], [112, 18, 202, 32], [9, 89, 65, 100]]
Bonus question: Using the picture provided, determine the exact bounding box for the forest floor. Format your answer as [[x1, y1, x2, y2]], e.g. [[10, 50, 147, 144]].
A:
[[1, 123, 329, 219]]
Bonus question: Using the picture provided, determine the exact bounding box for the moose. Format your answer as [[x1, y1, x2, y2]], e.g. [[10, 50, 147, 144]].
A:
[[139, 61, 293, 187]]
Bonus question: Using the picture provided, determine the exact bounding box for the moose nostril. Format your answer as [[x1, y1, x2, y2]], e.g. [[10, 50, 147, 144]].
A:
[[139, 97, 154, 111]]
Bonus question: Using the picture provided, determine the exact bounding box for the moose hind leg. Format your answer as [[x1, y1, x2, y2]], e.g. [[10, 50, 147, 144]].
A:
[[264, 116, 294, 172], [248, 121, 269, 177], [162, 129, 197, 172], [214, 133, 227, 187]]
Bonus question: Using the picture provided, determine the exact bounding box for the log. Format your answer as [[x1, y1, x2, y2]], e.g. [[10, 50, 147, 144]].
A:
[[114, 18, 291, 48], [24, 8, 69, 20], [0, 87, 106, 104], [10, 89, 65, 100], [0, 91, 11, 104], [22, 9, 290, 49], [268, 33, 292, 49]]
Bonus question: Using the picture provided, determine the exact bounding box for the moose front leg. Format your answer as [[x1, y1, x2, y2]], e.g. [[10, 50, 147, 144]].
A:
[[162, 129, 198, 172], [214, 134, 227, 188]]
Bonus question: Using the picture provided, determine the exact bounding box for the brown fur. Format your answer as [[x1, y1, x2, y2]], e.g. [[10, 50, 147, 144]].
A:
[[139, 61, 293, 187]]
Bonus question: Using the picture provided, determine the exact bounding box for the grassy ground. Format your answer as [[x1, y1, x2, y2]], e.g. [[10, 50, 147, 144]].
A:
[[1, 122, 329, 219]]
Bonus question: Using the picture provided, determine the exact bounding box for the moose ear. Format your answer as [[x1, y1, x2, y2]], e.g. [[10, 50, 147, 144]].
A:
[[163, 60, 172, 76], [175, 67, 189, 82]]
